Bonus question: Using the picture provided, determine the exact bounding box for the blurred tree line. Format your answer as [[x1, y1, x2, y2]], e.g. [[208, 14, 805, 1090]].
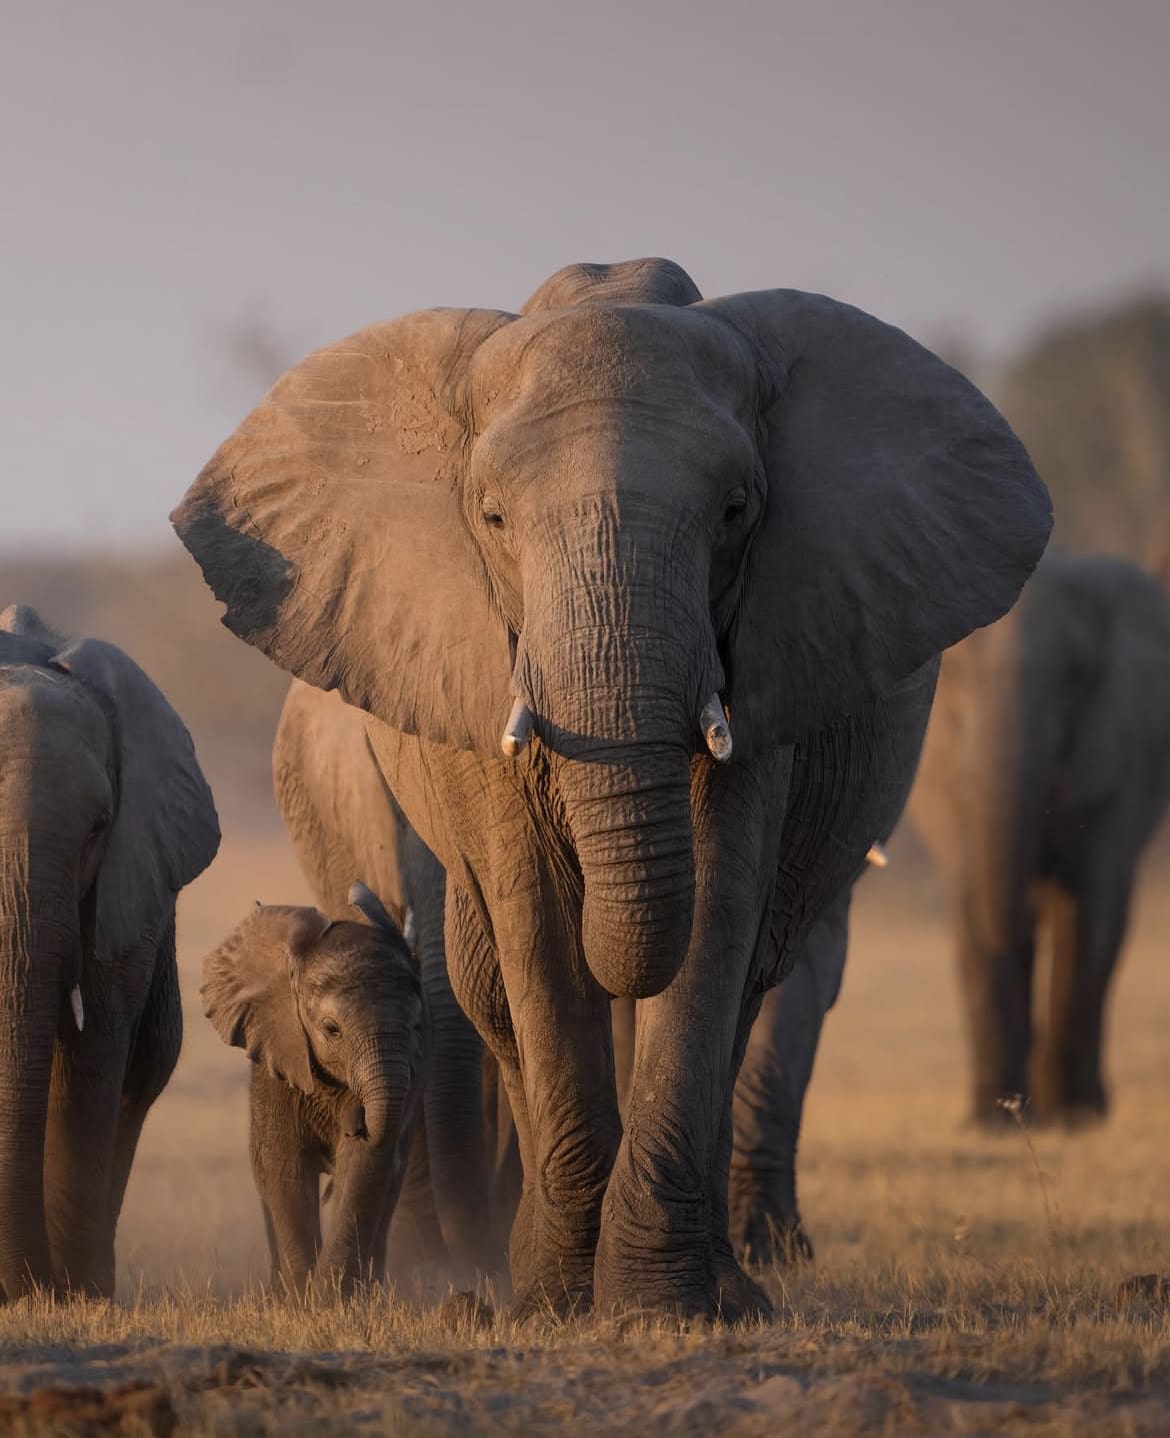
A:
[[999, 293, 1170, 565]]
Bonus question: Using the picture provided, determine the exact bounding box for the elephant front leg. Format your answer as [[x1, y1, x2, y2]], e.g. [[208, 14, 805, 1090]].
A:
[[956, 886, 1036, 1124], [1042, 844, 1135, 1124], [43, 1030, 130, 1298], [321, 1132, 407, 1293], [593, 758, 785, 1322], [250, 1081, 321, 1295], [594, 907, 769, 1319], [729, 886, 851, 1265], [449, 881, 619, 1317], [595, 947, 765, 1322]]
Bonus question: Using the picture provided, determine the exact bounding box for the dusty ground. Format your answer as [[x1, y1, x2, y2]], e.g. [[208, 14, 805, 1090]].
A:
[[0, 830, 1168, 1435]]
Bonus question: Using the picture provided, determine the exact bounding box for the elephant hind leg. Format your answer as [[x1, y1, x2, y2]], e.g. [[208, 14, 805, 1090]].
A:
[[956, 887, 1036, 1125], [108, 923, 185, 1244], [1031, 881, 1077, 1120], [386, 1118, 450, 1286], [1042, 852, 1135, 1124]]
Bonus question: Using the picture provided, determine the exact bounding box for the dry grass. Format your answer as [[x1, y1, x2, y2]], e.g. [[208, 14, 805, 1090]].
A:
[[1, 831, 1168, 1434]]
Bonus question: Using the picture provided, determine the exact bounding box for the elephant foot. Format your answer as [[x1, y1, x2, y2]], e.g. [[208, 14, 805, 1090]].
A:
[[739, 1210, 815, 1268], [1056, 1097, 1108, 1130], [507, 1279, 593, 1325], [711, 1248, 774, 1325], [436, 1289, 497, 1331], [594, 1230, 773, 1327]]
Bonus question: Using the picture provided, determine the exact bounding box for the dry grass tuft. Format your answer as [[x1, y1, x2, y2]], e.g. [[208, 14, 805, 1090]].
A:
[[0, 832, 1167, 1434]]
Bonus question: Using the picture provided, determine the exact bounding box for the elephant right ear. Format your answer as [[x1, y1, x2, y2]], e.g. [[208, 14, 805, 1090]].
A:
[[172, 308, 517, 754], [201, 906, 319, 1094]]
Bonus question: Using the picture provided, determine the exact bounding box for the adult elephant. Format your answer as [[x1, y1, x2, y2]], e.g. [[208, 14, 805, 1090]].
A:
[[273, 678, 515, 1278], [172, 257, 1049, 1319], [910, 550, 1170, 1125], [0, 605, 219, 1300]]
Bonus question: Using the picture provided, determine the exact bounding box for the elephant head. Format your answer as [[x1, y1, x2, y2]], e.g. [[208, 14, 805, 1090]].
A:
[[173, 258, 1050, 1001], [0, 604, 219, 1299], [201, 887, 426, 1151]]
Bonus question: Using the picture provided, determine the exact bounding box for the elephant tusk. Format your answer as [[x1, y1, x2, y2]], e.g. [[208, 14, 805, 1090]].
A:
[[865, 843, 889, 869], [70, 984, 84, 1033], [501, 698, 535, 758], [699, 693, 733, 763], [403, 907, 417, 948]]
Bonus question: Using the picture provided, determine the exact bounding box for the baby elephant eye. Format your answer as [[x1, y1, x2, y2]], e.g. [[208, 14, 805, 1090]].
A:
[[481, 497, 506, 529], [321, 1019, 341, 1039]]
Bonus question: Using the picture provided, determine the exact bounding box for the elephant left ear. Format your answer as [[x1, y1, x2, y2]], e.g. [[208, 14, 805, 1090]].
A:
[[49, 638, 221, 962], [704, 290, 1053, 744]]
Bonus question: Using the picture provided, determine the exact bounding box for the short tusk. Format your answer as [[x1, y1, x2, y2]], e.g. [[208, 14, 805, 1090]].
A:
[[70, 984, 84, 1033], [403, 907, 417, 948], [501, 698, 535, 758], [865, 843, 889, 869], [699, 693, 733, 763]]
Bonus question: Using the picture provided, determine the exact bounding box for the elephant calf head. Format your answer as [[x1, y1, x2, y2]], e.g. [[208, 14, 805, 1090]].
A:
[[201, 885, 427, 1149]]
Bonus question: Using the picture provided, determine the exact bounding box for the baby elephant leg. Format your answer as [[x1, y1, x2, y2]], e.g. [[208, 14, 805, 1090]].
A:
[[249, 1076, 321, 1294]]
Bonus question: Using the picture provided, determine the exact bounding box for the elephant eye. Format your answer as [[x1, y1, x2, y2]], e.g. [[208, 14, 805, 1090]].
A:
[[722, 490, 747, 524], [481, 497, 506, 529], [321, 1018, 341, 1039]]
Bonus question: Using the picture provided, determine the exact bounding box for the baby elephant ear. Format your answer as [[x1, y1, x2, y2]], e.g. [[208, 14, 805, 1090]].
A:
[[201, 907, 318, 1095], [705, 290, 1052, 744], [171, 307, 517, 755]]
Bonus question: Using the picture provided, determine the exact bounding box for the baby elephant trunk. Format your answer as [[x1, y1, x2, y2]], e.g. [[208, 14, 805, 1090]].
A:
[[349, 1039, 416, 1150]]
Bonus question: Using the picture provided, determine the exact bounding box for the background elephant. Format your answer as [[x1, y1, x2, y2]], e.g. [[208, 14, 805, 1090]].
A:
[[202, 887, 427, 1295], [274, 679, 515, 1279], [0, 604, 219, 1300], [173, 256, 1049, 1319], [909, 550, 1170, 1124]]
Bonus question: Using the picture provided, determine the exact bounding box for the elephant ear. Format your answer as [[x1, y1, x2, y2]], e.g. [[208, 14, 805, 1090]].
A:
[[705, 290, 1052, 743], [0, 604, 62, 667], [171, 308, 516, 754], [49, 637, 220, 964], [521, 257, 701, 312], [201, 905, 326, 1094]]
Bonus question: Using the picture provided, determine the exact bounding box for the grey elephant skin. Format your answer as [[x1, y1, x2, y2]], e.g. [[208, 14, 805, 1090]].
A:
[[274, 679, 517, 1278], [202, 890, 426, 1294], [172, 257, 1050, 1320], [0, 604, 219, 1300], [910, 550, 1170, 1125]]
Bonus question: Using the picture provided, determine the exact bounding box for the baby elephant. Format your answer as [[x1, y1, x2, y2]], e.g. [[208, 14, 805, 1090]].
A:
[[202, 884, 427, 1294]]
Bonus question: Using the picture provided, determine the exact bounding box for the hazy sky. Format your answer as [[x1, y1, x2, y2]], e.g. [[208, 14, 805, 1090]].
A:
[[3, 0, 1168, 549]]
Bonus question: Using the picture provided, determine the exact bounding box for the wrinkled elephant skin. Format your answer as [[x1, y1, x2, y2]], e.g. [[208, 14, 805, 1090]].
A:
[[172, 258, 1050, 1319], [0, 605, 218, 1301]]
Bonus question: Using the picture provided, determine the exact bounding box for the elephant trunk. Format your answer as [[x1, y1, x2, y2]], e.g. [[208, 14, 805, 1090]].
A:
[[0, 854, 79, 1300], [349, 1038, 416, 1152], [560, 742, 696, 997], [512, 505, 724, 999]]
